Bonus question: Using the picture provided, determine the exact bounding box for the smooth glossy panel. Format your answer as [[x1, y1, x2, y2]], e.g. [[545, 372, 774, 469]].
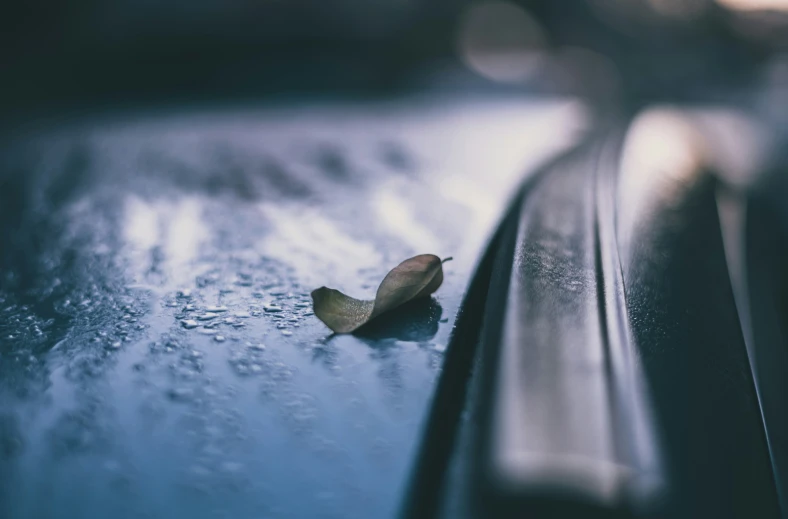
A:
[[0, 96, 585, 519], [618, 109, 779, 518], [480, 139, 663, 517], [446, 108, 781, 519], [742, 195, 788, 517]]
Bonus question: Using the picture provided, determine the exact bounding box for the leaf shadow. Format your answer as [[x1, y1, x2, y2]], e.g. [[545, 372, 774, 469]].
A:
[[353, 297, 443, 344]]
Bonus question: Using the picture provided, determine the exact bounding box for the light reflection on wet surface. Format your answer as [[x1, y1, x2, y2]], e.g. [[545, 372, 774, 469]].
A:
[[0, 95, 585, 519]]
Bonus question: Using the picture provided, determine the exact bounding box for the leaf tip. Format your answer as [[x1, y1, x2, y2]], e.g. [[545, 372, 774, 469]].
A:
[[311, 286, 328, 298]]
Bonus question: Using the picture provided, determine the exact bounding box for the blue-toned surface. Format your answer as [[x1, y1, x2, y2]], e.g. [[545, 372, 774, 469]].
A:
[[0, 96, 585, 519]]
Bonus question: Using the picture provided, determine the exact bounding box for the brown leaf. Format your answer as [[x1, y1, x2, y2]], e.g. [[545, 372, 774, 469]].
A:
[[311, 254, 451, 333]]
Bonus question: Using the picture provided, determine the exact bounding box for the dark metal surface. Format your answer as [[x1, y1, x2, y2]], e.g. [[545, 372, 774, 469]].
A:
[[418, 108, 785, 518], [738, 194, 788, 516], [0, 95, 585, 519], [618, 113, 779, 519], [480, 138, 663, 517]]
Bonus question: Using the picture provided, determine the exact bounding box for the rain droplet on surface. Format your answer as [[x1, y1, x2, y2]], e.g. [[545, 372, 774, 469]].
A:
[[181, 319, 199, 329], [167, 387, 195, 402]]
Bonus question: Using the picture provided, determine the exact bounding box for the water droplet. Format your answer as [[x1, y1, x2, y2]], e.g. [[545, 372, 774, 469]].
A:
[[214, 335, 226, 343], [234, 311, 251, 319], [108, 341, 122, 349], [205, 305, 228, 313], [281, 330, 293, 336], [247, 343, 266, 351], [197, 313, 220, 321], [263, 305, 282, 313], [177, 289, 193, 298], [196, 273, 219, 287], [181, 319, 199, 329], [433, 343, 447, 353], [167, 387, 194, 402], [197, 328, 218, 335]]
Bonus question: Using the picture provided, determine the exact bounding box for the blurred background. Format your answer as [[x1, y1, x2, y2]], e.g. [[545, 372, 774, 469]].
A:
[[3, 0, 788, 114]]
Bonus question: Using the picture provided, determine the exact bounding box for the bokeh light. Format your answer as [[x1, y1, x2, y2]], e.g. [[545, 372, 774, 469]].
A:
[[457, 1, 546, 84], [717, 0, 788, 10]]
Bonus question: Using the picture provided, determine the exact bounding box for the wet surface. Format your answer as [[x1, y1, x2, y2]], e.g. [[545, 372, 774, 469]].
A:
[[428, 107, 786, 519], [0, 95, 585, 518]]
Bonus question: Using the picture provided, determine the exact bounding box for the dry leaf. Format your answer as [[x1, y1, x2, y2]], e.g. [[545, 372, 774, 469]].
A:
[[311, 254, 451, 333]]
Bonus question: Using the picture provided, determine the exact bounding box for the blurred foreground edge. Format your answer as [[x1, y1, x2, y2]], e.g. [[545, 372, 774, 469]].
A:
[[403, 112, 784, 518]]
